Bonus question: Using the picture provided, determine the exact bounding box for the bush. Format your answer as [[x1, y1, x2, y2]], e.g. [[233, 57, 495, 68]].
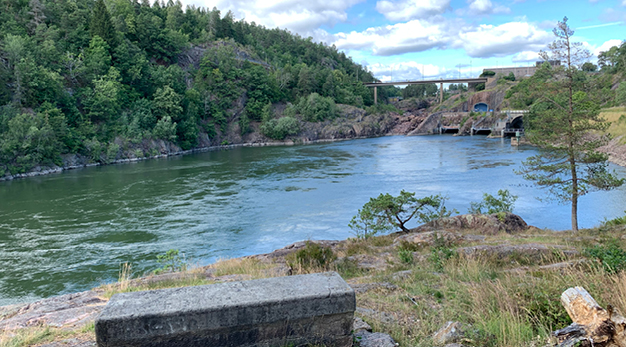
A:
[[260, 116, 300, 140], [503, 72, 516, 81], [297, 93, 336, 122], [286, 241, 336, 271], [475, 83, 485, 91], [584, 240, 626, 274], [397, 248, 414, 264], [480, 70, 496, 77], [469, 189, 518, 215], [153, 116, 177, 141], [154, 249, 187, 274], [429, 233, 456, 271]]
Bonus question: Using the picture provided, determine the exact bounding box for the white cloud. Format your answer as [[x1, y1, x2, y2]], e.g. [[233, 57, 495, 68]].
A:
[[457, 22, 552, 58], [466, 0, 510, 15], [375, 0, 451, 21], [594, 39, 623, 56], [368, 61, 451, 81], [192, 0, 363, 35], [511, 51, 541, 62], [334, 19, 456, 56]]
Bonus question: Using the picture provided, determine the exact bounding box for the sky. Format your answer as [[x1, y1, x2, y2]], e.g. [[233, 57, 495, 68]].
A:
[[181, 0, 626, 82]]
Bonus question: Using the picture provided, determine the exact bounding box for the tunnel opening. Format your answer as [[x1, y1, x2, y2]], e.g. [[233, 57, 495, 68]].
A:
[[473, 103, 489, 112]]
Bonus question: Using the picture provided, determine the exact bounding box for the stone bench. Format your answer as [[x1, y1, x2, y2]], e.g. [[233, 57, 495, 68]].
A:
[[95, 272, 355, 347]]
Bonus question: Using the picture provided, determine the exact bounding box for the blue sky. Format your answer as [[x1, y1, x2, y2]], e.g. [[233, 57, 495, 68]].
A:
[[186, 0, 626, 81]]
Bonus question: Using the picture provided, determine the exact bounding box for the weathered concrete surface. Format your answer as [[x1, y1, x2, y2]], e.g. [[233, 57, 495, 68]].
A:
[[95, 272, 355, 347]]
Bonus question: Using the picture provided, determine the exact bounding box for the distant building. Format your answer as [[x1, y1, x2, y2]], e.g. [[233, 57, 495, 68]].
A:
[[481, 60, 562, 80], [483, 66, 537, 79], [536, 60, 561, 67]]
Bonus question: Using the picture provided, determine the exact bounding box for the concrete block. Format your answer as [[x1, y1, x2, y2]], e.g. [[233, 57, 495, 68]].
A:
[[95, 272, 355, 347]]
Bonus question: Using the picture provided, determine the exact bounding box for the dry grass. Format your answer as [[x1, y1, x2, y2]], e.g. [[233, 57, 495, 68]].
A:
[[0, 323, 94, 347], [601, 106, 626, 140], [209, 257, 278, 278]]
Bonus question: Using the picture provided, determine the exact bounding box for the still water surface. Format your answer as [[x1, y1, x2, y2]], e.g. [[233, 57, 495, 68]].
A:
[[1, 135, 625, 306]]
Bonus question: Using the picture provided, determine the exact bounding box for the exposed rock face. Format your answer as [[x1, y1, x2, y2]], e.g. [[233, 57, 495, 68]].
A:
[[413, 213, 528, 235], [407, 112, 443, 135], [0, 290, 106, 331], [393, 231, 485, 248]]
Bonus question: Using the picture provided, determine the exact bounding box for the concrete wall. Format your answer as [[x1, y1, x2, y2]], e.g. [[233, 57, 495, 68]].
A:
[[95, 272, 356, 347], [483, 66, 537, 79]]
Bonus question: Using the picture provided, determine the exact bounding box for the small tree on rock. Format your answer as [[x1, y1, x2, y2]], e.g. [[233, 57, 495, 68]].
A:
[[349, 191, 454, 237]]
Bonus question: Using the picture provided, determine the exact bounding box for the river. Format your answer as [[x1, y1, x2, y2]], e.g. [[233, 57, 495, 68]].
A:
[[1, 135, 625, 306]]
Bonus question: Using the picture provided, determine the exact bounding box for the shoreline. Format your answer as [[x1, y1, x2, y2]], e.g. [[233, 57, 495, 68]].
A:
[[0, 136, 376, 182], [3, 133, 626, 182]]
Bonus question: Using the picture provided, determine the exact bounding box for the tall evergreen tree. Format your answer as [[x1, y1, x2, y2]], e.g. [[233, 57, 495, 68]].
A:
[[518, 17, 624, 231], [90, 0, 117, 48]]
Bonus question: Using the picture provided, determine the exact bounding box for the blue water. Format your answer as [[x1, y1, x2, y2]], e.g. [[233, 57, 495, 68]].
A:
[[1, 135, 625, 306]]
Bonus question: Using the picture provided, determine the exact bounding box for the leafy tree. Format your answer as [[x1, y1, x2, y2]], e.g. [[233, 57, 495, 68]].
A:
[[581, 62, 597, 72], [517, 17, 624, 231], [469, 189, 518, 215], [350, 191, 452, 234], [598, 46, 620, 71]]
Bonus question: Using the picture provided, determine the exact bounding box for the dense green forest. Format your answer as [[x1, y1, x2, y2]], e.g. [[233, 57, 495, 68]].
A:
[[0, 0, 393, 175]]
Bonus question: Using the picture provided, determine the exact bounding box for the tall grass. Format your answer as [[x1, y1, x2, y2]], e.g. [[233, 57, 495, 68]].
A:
[[601, 106, 626, 140]]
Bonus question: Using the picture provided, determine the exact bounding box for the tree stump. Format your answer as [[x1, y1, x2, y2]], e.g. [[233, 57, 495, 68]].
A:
[[553, 286, 626, 347]]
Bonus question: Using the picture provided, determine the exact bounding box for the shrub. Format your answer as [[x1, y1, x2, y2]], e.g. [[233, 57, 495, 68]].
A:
[[480, 70, 496, 77], [584, 240, 626, 274], [469, 189, 518, 215], [297, 93, 336, 122], [429, 233, 456, 271], [475, 83, 485, 91], [260, 116, 300, 140], [503, 72, 516, 81], [398, 248, 414, 264], [286, 241, 336, 271], [153, 116, 177, 141], [154, 249, 186, 274]]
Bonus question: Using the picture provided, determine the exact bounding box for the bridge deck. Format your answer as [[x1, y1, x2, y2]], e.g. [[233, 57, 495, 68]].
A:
[[364, 78, 488, 87]]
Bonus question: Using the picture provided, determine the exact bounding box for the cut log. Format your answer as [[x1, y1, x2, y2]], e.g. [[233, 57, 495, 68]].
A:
[[553, 286, 626, 347]]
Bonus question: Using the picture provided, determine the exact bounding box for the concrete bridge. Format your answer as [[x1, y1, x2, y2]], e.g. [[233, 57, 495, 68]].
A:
[[364, 77, 488, 104]]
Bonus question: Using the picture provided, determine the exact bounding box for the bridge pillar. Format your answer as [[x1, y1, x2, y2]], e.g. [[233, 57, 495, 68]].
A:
[[374, 86, 377, 105], [439, 83, 443, 104]]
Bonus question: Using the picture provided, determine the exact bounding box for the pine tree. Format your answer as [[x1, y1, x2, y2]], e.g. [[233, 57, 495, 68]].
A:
[[518, 17, 624, 231], [90, 0, 118, 48]]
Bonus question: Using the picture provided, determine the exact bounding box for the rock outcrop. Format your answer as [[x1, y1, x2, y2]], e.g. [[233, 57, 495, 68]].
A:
[[412, 212, 528, 235]]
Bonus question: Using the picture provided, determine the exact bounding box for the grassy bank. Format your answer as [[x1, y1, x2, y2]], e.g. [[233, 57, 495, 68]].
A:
[[3, 218, 626, 347]]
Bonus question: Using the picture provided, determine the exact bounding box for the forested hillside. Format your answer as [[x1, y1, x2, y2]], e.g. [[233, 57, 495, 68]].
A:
[[0, 0, 385, 176]]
